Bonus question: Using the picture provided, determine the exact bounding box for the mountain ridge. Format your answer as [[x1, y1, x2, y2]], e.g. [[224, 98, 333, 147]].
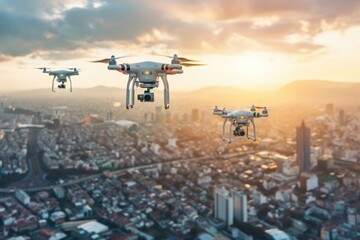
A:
[[1, 80, 359, 105]]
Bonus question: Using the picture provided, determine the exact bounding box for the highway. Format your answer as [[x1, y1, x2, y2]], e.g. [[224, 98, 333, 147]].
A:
[[0, 151, 255, 194]]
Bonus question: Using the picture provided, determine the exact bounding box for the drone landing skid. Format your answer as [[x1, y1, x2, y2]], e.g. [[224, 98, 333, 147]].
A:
[[52, 76, 56, 92], [247, 118, 256, 141], [126, 74, 137, 109], [160, 74, 170, 109], [222, 118, 233, 144], [68, 76, 72, 92]]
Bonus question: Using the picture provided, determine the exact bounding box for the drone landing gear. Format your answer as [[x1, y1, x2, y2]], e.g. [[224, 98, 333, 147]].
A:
[[68, 76, 72, 92], [246, 118, 256, 141], [52, 76, 56, 92], [126, 74, 137, 109], [160, 74, 170, 109], [222, 118, 233, 143]]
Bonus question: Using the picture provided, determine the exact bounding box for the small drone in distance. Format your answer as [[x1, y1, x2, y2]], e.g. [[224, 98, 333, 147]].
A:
[[37, 67, 80, 92], [212, 105, 269, 143], [92, 54, 205, 109]]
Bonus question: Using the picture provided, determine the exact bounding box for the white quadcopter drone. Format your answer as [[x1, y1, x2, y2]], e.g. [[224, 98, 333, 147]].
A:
[[92, 54, 205, 109], [212, 105, 269, 143], [37, 67, 79, 92]]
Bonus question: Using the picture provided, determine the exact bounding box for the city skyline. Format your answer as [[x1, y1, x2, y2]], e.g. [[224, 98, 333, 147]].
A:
[[1, 93, 360, 239]]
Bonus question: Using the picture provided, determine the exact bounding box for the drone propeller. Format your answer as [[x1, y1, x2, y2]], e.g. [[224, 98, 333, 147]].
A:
[[208, 106, 225, 111], [158, 54, 199, 63], [181, 62, 207, 67], [35, 67, 51, 72], [155, 53, 206, 67], [246, 105, 268, 109], [66, 68, 80, 71], [91, 54, 135, 64], [209, 106, 230, 116]]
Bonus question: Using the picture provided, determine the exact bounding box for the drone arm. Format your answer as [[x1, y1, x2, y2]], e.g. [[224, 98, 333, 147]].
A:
[[222, 118, 232, 143], [160, 74, 170, 109], [68, 76, 72, 92], [108, 64, 124, 71], [52, 76, 56, 92], [247, 118, 256, 141]]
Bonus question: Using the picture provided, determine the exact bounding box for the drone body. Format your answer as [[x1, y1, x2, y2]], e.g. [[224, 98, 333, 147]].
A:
[[213, 105, 269, 143], [93, 54, 204, 109], [38, 68, 79, 92]]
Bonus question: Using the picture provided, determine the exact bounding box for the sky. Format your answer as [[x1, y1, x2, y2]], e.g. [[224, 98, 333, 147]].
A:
[[0, 0, 360, 91]]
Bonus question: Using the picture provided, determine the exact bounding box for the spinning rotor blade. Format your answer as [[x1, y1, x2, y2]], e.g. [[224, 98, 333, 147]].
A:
[[154, 54, 200, 63], [91, 58, 110, 63], [208, 106, 226, 111], [246, 105, 267, 109], [178, 57, 199, 62], [181, 62, 207, 67], [91, 54, 135, 63], [66, 68, 81, 71]]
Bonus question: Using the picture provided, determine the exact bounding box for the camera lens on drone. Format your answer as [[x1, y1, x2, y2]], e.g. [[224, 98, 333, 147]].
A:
[[144, 94, 152, 102], [240, 130, 245, 136]]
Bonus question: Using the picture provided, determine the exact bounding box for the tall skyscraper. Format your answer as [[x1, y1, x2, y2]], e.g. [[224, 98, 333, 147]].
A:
[[155, 106, 164, 122], [296, 121, 311, 173], [339, 109, 345, 124], [144, 112, 152, 122], [34, 111, 43, 124], [106, 111, 113, 121], [232, 190, 248, 223], [214, 188, 233, 227], [325, 103, 334, 115]]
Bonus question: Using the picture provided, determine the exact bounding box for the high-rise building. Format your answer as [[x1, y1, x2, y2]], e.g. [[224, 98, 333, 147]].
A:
[[296, 121, 311, 173], [339, 109, 345, 124], [34, 111, 43, 124], [347, 207, 357, 226], [299, 173, 319, 192], [106, 111, 113, 121], [232, 190, 248, 223], [317, 155, 333, 171], [155, 106, 164, 122], [15, 189, 30, 205], [144, 112, 152, 122], [321, 223, 338, 240], [165, 112, 172, 123], [325, 103, 334, 115], [214, 188, 233, 227], [191, 109, 200, 121]]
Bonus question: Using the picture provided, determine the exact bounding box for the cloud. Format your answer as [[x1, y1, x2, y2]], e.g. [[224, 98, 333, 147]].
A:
[[0, 0, 359, 61]]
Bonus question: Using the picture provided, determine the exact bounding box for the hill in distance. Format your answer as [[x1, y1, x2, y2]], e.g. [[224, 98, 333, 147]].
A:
[[2, 80, 359, 106], [277, 80, 360, 105]]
